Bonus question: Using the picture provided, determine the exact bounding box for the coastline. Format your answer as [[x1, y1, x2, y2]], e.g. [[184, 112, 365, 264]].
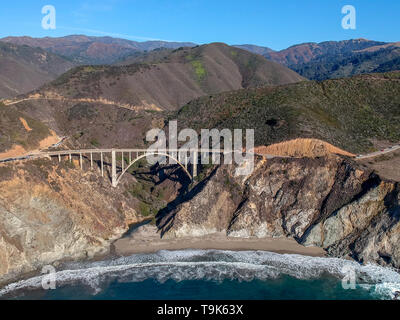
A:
[[0, 227, 326, 290], [4, 225, 400, 300], [112, 225, 326, 257]]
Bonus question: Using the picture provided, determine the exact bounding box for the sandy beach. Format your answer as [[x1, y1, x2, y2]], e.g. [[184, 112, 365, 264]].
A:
[[112, 224, 326, 257]]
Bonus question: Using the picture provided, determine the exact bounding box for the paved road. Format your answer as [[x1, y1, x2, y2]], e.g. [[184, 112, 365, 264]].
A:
[[355, 144, 400, 160], [2, 140, 399, 164], [0, 136, 67, 163], [0, 146, 275, 164]]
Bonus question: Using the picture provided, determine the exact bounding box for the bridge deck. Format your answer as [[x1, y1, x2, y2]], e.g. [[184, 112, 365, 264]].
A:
[[35, 149, 270, 158]]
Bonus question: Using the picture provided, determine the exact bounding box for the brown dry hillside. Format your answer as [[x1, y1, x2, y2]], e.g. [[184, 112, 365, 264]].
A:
[[31, 42, 304, 111], [254, 139, 355, 158], [261, 39, 387, 67], [1, 35, 196, 65], [6, 98, 164, 151], [0, 42, 75, 99], [0, 102, 54, 154]]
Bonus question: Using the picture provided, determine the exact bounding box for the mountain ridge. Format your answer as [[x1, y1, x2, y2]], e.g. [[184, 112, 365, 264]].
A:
[[238, 39, 400, 80], [25, 42, 305, 111], [0, 42, 75, 98], [2, 35, 398, 97], [0, 35, 196, 65]]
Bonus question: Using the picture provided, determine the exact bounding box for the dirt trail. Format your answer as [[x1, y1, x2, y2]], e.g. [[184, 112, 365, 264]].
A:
[[2, 95, 162, 112]]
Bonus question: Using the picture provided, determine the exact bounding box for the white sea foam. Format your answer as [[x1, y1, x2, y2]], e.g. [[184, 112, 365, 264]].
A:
[[1, 250, 399, 299]]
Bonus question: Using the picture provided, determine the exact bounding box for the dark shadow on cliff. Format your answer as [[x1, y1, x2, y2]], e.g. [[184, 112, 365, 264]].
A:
[[384, 182, 400, 221], [155, 165, 220, 238], [227, 189, 250, 235], [128, 163, 190, 185], [87, 155, 191, 186]]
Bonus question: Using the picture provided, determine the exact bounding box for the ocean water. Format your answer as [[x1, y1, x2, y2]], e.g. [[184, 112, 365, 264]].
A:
[[1, 250, 399, 300]]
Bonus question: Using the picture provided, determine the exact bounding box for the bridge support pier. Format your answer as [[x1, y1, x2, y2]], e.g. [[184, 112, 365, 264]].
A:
[[101, 152, 104, 177], [184, 154, 187, 170], [112, 149, 117, 187], [192, 150, 198, 178], [40, 148, 209, 187]]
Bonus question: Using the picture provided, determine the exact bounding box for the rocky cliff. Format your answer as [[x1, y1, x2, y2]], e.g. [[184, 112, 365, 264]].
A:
[[1, 154, 398, 285], [0, 158, 140, 285], [158, 156, 400, 269]]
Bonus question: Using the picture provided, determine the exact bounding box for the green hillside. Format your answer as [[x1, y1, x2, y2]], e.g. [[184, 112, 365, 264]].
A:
[[174, 72, 400, 153], [293, 47, 400, 81]]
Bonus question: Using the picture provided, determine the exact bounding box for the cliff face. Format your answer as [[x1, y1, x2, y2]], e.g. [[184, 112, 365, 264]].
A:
[[0, 159, 140, 284], [1, 154, 398, 285], [158, 156, 400, 268]]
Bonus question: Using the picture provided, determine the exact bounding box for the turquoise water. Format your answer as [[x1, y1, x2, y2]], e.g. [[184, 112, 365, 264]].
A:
[[1, 250, 399, 300], [16, 277, 378, 300]]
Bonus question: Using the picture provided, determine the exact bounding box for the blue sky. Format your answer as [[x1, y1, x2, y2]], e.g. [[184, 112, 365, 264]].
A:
[[0, 0, 398, 50]]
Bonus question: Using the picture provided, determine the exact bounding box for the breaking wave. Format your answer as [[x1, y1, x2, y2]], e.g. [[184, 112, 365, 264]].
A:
[[1, 250, 399, 299]]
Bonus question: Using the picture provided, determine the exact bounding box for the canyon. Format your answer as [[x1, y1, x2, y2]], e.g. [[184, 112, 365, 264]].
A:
[[0, 150, 399, 285], [0, 38, 399, 289]]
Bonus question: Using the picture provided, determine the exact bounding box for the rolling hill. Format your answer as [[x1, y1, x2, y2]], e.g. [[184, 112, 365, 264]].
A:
[[174, 71, 400, 153], [3, 35, 398, 91], [265, 39, 387, 66], [0, 102, 52, 153], [239, 39, 400, 80], [0, 35, 196, 65], [28, 42, 305, 111], [234, 44, 275, 57], [0, 42, 304, 152], [292, 44, 400, 80], [0, 42, 75, 98]]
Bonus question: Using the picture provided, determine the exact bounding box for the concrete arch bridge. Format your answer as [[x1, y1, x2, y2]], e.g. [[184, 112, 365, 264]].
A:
[[36, 148, 267, 187]]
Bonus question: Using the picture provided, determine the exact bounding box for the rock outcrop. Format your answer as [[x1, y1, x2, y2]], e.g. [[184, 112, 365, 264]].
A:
[[158, 156, 400, 268], [1, 154, 398, 285], [0, 159, 140, 285]]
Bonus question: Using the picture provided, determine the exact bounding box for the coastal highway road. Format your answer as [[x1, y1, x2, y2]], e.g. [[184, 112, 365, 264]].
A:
[[355, 144, 400, 160], [0, 136, 67, 163], [1, 139, 399, 164]]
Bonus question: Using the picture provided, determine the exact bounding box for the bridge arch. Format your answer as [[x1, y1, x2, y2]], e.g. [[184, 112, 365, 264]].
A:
[[114, 152, 193, 187]]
